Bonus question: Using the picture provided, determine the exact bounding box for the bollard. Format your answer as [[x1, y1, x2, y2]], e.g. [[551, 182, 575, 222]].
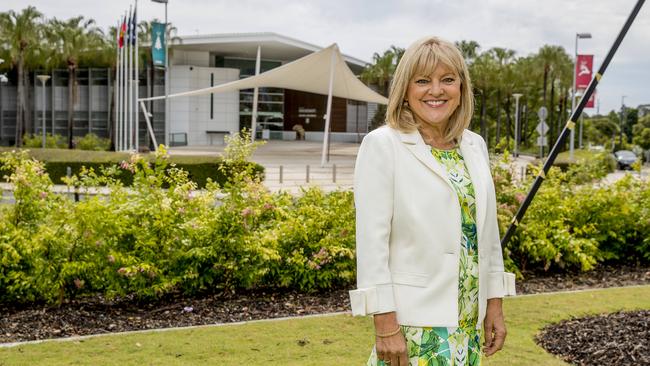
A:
[[279, 165, 283, 184], [306, 165, 310, 183], [66, 166, 79, 202], [333, 164, 337, 183]]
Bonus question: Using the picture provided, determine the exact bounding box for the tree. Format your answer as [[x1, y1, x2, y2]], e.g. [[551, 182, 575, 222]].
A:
[[47, 16, 106, 148], [455, 40, 480, 64], [469, 50, 497, 141], [360, 48, 401, 97], [489, 47, 516, 146], [0, 6, 44, 146], [632, 115, 650, 150]]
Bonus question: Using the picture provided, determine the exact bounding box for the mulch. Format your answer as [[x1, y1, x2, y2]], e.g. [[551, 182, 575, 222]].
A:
[[0, 264, 648, 345], [536, 310, 650, 366]]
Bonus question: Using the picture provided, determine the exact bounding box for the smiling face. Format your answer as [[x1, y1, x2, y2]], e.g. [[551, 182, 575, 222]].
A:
[[405, 63, 461, 131]]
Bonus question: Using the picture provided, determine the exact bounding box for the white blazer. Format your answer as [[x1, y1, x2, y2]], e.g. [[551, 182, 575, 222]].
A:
[[349, 126, 516, 328]]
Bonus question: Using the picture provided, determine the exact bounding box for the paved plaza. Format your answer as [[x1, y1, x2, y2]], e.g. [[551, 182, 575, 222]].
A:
[[169, 140, 360, 193]]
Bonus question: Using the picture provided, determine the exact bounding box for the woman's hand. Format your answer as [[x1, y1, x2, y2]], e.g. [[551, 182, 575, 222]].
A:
[[483, 298, 507, 356], [374, 312, 408, 365]]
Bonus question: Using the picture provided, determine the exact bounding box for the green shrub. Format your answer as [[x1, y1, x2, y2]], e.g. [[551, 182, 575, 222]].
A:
[[0, 148, 264, 188], [0, 145, 354, 305], [22, 133, 67, 148], [495, 152, 649, 275], [1, 142, 648, 306], [73, 133, 111, 151]]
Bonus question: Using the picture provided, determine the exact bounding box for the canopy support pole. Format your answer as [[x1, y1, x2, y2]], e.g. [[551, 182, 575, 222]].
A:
[[321, 47, 336, 167], [139, 100, 159, 151], [250, 45, 261, 142]]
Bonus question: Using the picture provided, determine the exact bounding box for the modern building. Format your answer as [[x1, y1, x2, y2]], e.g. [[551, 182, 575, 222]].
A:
[[0, 32, 377, 148], [164, 32, 377, 146]]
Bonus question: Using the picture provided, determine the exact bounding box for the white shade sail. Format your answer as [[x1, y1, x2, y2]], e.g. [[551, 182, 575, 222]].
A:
[[139, 44, 387, 104]]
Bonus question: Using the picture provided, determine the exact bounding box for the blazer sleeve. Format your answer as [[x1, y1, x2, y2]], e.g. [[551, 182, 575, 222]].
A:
[[479, 137, 517, 298], [349, 130, 397, 316]]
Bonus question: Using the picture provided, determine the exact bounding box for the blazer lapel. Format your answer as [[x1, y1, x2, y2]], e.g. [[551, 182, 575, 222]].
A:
[[398, 131, 454, 191], [459, 133, 488, 238]]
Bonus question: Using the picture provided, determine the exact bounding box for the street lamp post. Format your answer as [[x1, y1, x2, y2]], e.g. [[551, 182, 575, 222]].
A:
[[0, 59, 6, 142], [37, 75, 51, 148], [513, 93, 523, 157], [151, 0, 169, 147], [570, 32, 592, 160], [620, 95, 627, 146]]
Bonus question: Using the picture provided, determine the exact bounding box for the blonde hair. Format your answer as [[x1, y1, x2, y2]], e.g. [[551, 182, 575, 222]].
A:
[[386, 36, 474, 143]]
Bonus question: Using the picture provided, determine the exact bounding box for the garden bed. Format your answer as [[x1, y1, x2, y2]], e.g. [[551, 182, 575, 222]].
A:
[[537, 310, 649, 366], [1, 264, 648, 345]]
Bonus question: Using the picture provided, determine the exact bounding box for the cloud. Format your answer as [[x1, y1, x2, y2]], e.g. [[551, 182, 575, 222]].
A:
[[2, 0, 648, 112]]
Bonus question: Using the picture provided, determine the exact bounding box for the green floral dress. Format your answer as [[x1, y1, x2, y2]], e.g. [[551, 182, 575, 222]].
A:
[[367, 146, 482, 366]]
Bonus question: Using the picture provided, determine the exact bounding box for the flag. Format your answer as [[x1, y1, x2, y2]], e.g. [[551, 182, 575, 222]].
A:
[[130, 8, 137, 46], [118, 16, 126, 48], [575, 54, 593, 90], [151, 22, 166, 68], [125, 9, 132, 46]]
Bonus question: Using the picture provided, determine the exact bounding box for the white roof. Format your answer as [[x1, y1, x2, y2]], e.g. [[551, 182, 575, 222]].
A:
[[140, 44, 387, 105], [172, 32, 369, 71]]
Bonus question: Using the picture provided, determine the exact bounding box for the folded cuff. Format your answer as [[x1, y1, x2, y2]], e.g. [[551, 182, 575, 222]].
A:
[[487, 271, 517, 299], [349, 284, 396, 316]]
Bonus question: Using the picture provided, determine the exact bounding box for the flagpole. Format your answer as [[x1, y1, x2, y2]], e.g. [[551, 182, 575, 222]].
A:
[[134, 0, 139, 152], [127, 6, 133, 151], [115, 19, 121, 151], [121, 13, 127, 151]]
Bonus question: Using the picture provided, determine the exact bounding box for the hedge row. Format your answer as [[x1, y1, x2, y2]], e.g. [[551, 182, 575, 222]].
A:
[[0, 147, 264, 188], [0, 149, 648, 306]]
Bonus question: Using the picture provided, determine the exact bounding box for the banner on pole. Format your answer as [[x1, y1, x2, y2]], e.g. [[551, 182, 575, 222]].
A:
[[575, 54, 593, 89], [152, 22, 166, 68]]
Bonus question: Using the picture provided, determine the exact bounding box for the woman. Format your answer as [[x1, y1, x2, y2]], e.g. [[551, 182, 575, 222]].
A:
[[349, 36, 516, 366]]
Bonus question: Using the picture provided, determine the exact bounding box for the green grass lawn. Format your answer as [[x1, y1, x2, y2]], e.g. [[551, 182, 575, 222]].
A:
[[1, 285, 649, 365]]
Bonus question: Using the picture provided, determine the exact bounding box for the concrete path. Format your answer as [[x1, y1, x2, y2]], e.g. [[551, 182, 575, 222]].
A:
[[170, 140, 358, 193]]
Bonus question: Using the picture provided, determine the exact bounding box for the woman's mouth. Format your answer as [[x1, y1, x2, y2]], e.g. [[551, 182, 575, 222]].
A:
[[424, 100, 447, 108]]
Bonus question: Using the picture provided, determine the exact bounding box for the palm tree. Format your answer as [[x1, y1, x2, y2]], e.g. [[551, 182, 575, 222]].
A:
[[537, 45, 567, 105], [470, 52, 496, 141], [455, 40, 481, 64], [0, 6, 44, 146], [47, 16, 105, 148], [360, 50, 395, 97], [488, 48, 516, 146]]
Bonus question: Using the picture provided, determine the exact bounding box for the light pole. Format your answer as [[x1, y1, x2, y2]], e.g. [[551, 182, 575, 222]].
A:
[[570, 32, 592, 160], [37, 75, 51, 148], [620, 95, 627, 146], [151, 0, 169, 147], [513, 93, 523, 157], [0, 59, 6, 142]]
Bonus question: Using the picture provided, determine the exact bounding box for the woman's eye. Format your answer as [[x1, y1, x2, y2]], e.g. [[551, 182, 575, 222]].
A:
[[416, 79, 429, 85], [443, 77, 456, 84]]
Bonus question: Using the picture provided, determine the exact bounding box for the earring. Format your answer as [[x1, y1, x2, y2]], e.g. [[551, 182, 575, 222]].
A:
[[402, 100, 409, 106]]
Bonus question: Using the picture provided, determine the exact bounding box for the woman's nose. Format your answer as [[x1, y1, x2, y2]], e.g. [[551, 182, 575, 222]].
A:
[[428, 81, 444, 96]]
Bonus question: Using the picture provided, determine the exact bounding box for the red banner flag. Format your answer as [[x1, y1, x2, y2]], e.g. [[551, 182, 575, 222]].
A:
[[586, 89, 595, 108], [576, 88, 596, 108], [118, 17, 126, 48], [575, 54, 593, 90]]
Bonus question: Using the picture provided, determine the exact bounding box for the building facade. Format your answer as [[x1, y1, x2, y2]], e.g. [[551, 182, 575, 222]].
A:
[[0, 32, 376, 148]]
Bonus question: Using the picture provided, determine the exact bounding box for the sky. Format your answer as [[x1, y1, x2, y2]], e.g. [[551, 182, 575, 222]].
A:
[[2, 0, 649, 115]]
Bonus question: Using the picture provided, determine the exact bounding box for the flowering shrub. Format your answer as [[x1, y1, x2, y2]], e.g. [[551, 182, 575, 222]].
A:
[[493, 152, 650, 276], [1, 142, 648, 305], [0, 140, 355, 304]]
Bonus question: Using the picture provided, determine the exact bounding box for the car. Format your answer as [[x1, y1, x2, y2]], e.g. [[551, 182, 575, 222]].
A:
[[614, 150, 638, 170]]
